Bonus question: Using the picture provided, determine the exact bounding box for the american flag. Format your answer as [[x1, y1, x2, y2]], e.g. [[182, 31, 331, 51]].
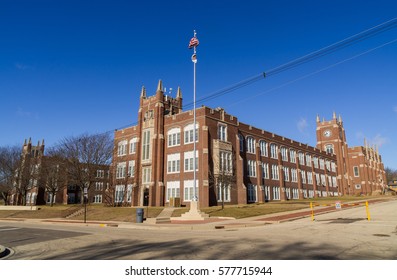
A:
[[188, 37, 199, 49]]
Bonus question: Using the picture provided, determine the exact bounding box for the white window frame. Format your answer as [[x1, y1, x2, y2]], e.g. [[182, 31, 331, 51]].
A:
[[166, 181, 180, 202], [270, 144, 278, 159], [184, 123, 199, 144], [259, 141, 268, 157], [247, 184, 257, 203], [167, 153, 181, 174], [218, 124, 227, 142], [183, 180, 199, 202], [129, 137, 138, 154], [246, 137, 255, 154], [184, 150, 198, 172]]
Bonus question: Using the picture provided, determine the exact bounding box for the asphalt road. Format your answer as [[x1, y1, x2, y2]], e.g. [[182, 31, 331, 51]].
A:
[[1, 199, 396, 260]]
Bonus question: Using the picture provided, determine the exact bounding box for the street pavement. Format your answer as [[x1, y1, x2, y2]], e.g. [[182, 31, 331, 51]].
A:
[[1, 198, 396, 259]]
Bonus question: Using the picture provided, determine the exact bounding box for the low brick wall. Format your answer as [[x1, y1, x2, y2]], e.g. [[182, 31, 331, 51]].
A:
[[0, 206, 37, 211]]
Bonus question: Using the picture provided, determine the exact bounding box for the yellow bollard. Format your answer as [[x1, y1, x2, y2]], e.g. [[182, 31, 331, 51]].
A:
[[365, 201, 371, 221], [310, 202, 315, 221]]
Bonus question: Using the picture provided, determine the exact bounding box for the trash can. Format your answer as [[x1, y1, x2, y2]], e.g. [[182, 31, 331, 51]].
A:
[[136, 208, 144, 223]]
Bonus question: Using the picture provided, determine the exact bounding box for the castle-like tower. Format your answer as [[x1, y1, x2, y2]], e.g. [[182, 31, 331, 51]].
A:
[[316, 113, 386, 195]]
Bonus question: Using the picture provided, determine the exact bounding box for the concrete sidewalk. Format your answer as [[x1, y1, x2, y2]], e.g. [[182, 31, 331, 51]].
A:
[[3, 198, 388, 231]]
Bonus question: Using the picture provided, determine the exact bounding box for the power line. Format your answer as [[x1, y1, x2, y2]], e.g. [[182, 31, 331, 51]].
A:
[[183, 17, 397, 108]]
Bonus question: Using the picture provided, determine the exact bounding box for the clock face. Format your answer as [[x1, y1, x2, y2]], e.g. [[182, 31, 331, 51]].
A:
[[324, 130, 332, 137]]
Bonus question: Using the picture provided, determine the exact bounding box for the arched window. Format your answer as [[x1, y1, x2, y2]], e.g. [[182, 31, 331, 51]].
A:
[[239, 134, 244, 152], [246, 137, 255, 154], [270, 144, 278, 159], [325, 144, 334, 155], [167, 128, 181, 147], [259, 140, 268, 157]]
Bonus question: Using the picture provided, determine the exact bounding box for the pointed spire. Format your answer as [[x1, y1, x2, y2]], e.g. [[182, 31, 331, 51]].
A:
[[24, 139, 27, 145], [338, 114, 342, 123], [156, 79, 163, 93], [42, 139, 45, 146], [28, 137, 31, 144], [140, 86, 146, 98], [37, 140, 40, 146], [333, 111, 337, 119], [316, 114, 320, 123], [176, 86, 182, 99]]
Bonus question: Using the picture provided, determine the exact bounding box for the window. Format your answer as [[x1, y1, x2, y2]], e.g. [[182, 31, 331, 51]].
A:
[[301, 170, 306, 184], [96, 170, 104, 178], [184, 150, 198, 172], [281, 147, 288, 161], [218, 124, 227, 142], [306, 154, 312, 167], [292, 188, 299, 199], [117, 140, 127, 156], [142, 130, 151, 161], [247, 184, 257, 202], [168, 128, 181, 147], [166, 181, 180, 201], [115, 185, 125, 203], [220, 151, 232, 173], [271, 164, 279, 180], [95, 182, 104, 191], [331, 162, 336, 172], [325, 144, 334, 154], [313, 157, 319, 168], [217, 183, 231, 202], [239, 134, 244, 152], [142, 167, 151, 184], [291, 168, 298, 182], [298, 152, 305, 165], [283, 167, 290, 182], [167, 153, 180, 174], [353, 166, 360, 177], [309, 190, 314, 198], [326, 161, 331, 171], [46, 193, 56, 204], [259, 141, 268, 157], [319, 159, 325, 170], [315, 173, 320, 185], [128, 160, 135, 177], [307, 172, 313, 185], [286, 188, 291, 200], [184, 123, 199, 144], [270, 144, 278, 159], [184, 180, 198, 201], [126, 185, 133, 203], [116, 162, 126, 179], [93, 194, 102, 203], [290, 149, 296, 163], [273, 186, 280, 200], [332, 176, 337, 187], [264, 186, 271, 201], [247, 160, 257, 177], [246, 137, 255, 154], [262, 163, 269, 179], [129, 137, 138, 154], [320, 174, 326, 186]]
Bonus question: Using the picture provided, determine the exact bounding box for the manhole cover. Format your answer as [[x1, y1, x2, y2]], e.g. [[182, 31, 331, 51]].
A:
[[373, 234, 390, 237]]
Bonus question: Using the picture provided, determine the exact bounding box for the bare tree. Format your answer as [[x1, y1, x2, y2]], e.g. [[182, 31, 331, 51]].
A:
[[0, 145, 21, 205], [54, 133, 113, 205], [39, 153, 68, 206], [385, 167, 397, 183]]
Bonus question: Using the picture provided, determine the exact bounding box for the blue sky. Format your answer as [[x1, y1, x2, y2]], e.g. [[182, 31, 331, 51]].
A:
[[1, 0, 397, 168]]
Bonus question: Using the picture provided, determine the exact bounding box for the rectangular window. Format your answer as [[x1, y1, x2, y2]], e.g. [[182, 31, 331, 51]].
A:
[[262, 163, 269, 179], [291, 168, 298, 182], [184, 180, 198, 201], [126, 185, 133, 203], [115, 185, 125, 203], [168, 130, 181, 147], [128, 160, 135, 177], [247, 184, 257, 202], [319, 159, 325, 170], [142, 167, 151, 184], [220, 151, 232, 173], [301, 170, 306, 184], [93, 194, 102, 203], [116, 162, 126, 179], [129, 137, 137, 154], [307, 172, 313, 185], [271, 164, 279, 180], [264, 186, 271, 201], [273, 186, 280, 200], [184, 125, 198, 144], [184, 151, 198, 172], [247, 160, 257, 177], [290, 150, 296, 163], [117, 140, 127, 156], [142, 130, 151, 161], [270, 144, 278, 159], [283, 166, 290, 182], [260, 141, 268, 157], [96, 170, 104, 178], [353, 166, 360, 177], [292, 188, 299, 199], [313, 157, 319, 169], [281, 148, 288, 161], [167, 153, 181, 174], [217, 183, 231, 202], [306, 154, 312, 167], [218, 125, 227, 142], [166, 181, 180, 202]]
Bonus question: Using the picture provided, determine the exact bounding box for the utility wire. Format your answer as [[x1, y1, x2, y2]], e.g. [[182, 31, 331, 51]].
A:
[[184, 17, 397, 108], [225, 38, 397, 108]]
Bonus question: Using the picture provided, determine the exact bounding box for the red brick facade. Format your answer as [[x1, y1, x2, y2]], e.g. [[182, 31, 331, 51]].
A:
[[112, 81, 386, 208]]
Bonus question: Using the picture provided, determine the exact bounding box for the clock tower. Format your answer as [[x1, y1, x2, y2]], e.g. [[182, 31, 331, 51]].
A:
[[316, 112, 351, 195]]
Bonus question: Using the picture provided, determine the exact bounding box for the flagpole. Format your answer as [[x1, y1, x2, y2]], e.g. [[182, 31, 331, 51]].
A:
[[193, 30, 198, 202]]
